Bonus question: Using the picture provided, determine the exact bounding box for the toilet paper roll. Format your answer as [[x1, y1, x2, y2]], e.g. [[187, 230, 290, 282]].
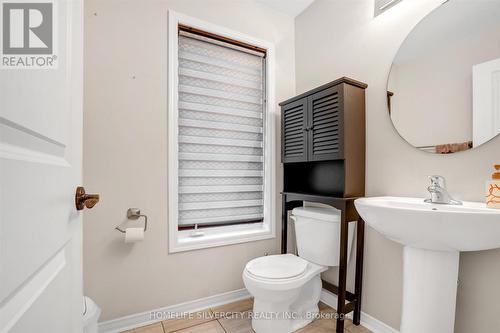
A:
[[125, 227, 144, 243]]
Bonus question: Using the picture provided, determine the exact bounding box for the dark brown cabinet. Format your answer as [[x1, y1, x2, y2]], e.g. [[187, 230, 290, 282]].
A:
[[280, 77, 367, 198]]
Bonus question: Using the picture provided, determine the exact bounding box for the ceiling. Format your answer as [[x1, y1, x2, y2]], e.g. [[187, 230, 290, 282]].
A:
[[255, 0, 315, 17]]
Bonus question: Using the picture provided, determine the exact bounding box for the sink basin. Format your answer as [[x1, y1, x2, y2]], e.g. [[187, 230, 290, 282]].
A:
[[355, 196, 500, 251], [354, 196, 500, 333]]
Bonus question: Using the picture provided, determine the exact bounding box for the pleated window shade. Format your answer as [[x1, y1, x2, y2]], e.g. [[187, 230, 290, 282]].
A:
[[177, 30, 267, 228]]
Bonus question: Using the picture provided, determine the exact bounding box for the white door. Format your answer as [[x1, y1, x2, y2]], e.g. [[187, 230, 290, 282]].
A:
[[473, 57, 500, 147], [0, 0, 86, 332]]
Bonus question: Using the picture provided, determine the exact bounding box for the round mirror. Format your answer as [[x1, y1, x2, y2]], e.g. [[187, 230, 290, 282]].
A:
[[388, 0, 500, 154]]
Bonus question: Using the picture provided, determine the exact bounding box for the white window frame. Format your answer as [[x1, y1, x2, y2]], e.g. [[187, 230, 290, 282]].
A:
[[167, 10, 276, 253]]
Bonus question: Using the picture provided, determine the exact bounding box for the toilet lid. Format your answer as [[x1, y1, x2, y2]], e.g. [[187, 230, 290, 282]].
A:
[[246, 254, 308, 279]]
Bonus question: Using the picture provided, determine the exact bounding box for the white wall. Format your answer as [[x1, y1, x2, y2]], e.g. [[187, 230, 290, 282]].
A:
[[296, 0, 500, 332], [83, 0, 295, 321]]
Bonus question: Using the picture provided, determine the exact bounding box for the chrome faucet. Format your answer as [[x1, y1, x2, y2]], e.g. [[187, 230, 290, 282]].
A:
[[424, 175, 462, 205]]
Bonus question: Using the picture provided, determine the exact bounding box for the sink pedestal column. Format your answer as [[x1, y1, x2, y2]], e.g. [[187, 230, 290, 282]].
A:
[[401, 247, 459, 333]]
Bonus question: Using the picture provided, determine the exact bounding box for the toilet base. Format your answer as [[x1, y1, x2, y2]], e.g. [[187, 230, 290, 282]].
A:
[[289, 305, 319, 332], [251, 275, 322, 333]]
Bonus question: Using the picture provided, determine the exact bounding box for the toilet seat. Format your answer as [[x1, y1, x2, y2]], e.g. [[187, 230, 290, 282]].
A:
[[246, 254, 308, 280], [243, 254, 327, 292]]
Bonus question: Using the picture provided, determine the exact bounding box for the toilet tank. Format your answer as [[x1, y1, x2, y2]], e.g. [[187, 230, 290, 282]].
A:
[[291, 207, 355, 267]]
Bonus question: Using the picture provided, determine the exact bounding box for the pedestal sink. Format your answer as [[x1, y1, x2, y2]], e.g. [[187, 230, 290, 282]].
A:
[[354, 197, 500, 333]]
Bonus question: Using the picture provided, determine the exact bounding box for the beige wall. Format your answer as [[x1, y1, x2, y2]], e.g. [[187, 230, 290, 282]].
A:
[[83, 0, 295, 321], [296, 0, 500, 332]]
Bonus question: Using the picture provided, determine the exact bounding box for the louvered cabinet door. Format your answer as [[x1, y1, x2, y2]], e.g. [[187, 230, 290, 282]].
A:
[[308, 86, 343, 161], [282, 98, 308, 163]]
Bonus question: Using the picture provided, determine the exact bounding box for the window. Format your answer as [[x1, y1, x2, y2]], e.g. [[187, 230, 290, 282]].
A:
[[168, 12, 276, 253]]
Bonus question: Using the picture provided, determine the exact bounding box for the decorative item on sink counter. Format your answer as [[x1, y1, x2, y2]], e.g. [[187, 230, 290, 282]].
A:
[[486, 165, 500, 209]]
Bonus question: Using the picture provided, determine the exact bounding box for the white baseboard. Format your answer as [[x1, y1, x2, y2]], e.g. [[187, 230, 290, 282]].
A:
[[98, 288, 399, 333], [98, 288, 251, 333], [320, 289, 400, 333]]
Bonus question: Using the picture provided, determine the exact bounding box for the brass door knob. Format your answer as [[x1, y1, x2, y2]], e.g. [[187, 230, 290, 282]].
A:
[[75, 186, 100, 210]]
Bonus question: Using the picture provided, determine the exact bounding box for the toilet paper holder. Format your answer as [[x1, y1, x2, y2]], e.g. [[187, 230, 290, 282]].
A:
[[115, 208, 148, 233]]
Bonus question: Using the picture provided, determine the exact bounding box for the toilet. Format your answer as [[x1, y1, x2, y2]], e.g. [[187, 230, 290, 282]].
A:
[[243, 206, 354, 333], [83, 296, 101, 333]]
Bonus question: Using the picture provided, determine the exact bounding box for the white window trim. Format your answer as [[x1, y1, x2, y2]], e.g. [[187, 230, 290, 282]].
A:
[[167, 10, 276, 253]]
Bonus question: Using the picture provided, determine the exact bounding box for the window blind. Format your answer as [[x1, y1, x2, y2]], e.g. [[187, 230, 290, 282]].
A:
[[177, 31, 266, 228]]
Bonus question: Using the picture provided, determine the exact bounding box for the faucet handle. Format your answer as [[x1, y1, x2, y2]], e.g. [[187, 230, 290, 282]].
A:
[[429, 175, 446, 188]]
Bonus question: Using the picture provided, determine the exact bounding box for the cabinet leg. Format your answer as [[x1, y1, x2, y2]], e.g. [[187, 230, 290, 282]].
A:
[[336, 213, 348, 333], [353, 218, 365, 325], [281, 198, 287, 254]]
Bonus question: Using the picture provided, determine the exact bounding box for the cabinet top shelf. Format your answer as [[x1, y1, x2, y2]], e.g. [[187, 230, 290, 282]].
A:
[[282, 191, 360, 202], [279, 76, 368, 106]]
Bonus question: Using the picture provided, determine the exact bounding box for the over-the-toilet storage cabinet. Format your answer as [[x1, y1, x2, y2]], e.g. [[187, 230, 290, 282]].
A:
[[281, 77, 367, 198], [280, 77, 367, 333]]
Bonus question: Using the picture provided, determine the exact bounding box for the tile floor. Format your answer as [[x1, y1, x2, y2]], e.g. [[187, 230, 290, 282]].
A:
[[123, 299, 372, 333]]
